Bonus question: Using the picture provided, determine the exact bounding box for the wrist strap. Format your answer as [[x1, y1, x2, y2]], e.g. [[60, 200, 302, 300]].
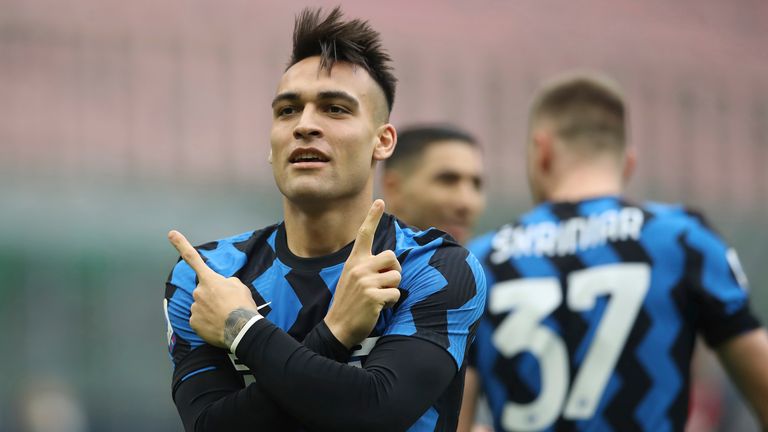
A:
[[230, 314, 263, 354]]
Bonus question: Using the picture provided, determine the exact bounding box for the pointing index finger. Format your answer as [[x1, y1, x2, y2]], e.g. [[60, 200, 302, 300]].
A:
[[351, 199, 385, 258], [168, 230, 216, 279]]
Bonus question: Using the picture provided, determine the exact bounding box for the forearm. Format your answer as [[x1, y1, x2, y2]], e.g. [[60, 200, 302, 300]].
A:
[[173, 320, 351, 431], [457, 367, 481, 432], [717, 328, 768, 431], [234, 319, 457, 432]]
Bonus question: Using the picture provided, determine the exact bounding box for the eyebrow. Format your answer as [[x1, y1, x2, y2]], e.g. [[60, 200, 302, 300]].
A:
[[271, 92, 300, 108], [270, 90, 360, 110]]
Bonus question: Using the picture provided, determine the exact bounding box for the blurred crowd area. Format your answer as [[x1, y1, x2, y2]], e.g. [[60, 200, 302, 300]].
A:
[[1, 0, 766, 431]]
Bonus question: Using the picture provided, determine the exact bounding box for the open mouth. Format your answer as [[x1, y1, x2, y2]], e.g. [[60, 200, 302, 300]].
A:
[[289, 148, 330, 164]]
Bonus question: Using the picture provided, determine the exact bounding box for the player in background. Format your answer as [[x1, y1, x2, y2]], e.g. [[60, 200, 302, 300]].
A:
[[382, 124, 485, 246], [459, 72, 768, 431], [164, 7, 485, 432], [382, 124, 491, 431]]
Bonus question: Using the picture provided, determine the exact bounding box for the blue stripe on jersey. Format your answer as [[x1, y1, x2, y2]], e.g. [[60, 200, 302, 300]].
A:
[[467, 231, 498, 288], [384, 222, 486, 368], [384, 236, 441, 332], [685, 220, 747, 313], [181, 366, 217, 382], [412, 406, 439, 431], [252, 259, 309, 333], [167, 231, 253, 351], [634, 212, 687, 432], [319, 264, 344, 298]]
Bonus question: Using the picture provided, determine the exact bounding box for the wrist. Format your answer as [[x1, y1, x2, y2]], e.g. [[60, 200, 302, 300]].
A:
[[323, 317, 355, 349], [224, 308, 261, 349]]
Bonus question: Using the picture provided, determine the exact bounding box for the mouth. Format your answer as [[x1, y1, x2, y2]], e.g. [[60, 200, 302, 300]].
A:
[[288, 148, 331, 166]]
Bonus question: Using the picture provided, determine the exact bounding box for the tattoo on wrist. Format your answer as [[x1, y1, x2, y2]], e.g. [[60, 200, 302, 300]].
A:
[[224, 308, 258, 347]]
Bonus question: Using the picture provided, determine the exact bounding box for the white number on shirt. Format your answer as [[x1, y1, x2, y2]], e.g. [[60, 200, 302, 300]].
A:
[[489, 263, 651, 431]]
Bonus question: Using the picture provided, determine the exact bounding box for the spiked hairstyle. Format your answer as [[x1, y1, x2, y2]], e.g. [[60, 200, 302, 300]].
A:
[[289, 7, 397, 114]]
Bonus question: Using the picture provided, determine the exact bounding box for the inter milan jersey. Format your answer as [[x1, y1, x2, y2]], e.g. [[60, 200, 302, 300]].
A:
[[164, 213, 486, 431], [467, 196, 759, 432]]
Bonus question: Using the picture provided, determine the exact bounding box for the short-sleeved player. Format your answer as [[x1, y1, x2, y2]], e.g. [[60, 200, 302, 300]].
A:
[[163, 7, 486, 432], [460, 72, 768, 432], [469, 198, 757, 431]]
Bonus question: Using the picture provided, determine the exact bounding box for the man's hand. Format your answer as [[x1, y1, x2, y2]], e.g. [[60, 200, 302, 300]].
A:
[[324, 200, 402, 348], [168, 230, 259, 349]]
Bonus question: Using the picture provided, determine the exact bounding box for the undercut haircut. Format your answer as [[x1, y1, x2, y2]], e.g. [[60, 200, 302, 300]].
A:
[[290, 7, 397, 115], [385, 124, 478, 173], [530, 72, 626, 153]]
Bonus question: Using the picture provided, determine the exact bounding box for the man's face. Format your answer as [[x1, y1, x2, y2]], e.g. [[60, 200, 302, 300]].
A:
[[270, 56, 388, 204], [391, 141, 485, 244]]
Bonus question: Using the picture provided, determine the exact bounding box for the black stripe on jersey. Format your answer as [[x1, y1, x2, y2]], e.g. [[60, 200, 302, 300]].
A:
[[412, 245, 477, 350], [599, 202, 654, 431], [394, 249, 413, 308], [669, 234, 697, 432], [431, 364, 467, 432], [603, 308, 652, 432], [165, 280, 179, 300], [484, 226, 527, 403], [548, 203, 589, 432], [678, 231, 760, 348], [164, 240, 221, 300], [234, 228, 279, 315], [171, 334, 192, 369], [413, 228, 450, 247], [681, 207, 720, 236], [373, 214, 398, 255], [284, 270, 333, 341], [615, 200, 655, 263]]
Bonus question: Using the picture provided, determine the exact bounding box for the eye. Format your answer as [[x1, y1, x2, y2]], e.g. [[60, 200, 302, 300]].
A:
[[276, 106, 298, 117], [327, 105, 350, 115], [435, 172, 461, 185]]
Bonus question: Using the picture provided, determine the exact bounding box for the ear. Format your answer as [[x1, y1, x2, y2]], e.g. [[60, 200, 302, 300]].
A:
[[622, 146, 637, 184], [268, 149, 273, 164], [373, 124, 397, 161], [532, 130, 555, 174]]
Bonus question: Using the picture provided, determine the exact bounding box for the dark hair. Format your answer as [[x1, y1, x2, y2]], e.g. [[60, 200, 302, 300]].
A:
[[530, 72, 626, 151], [289, 7, 397, 114], [385, 124, 478, 172]]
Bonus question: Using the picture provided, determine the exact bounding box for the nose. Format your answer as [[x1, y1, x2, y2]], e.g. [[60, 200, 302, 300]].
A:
[[455, 181, 484, 217], [293, 107, 323, 140]]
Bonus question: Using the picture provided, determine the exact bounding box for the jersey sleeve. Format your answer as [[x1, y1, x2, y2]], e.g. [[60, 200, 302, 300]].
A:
[[383, 237, 487, 368], [681, 216, 761, 347], [165, 258, 207, 369]]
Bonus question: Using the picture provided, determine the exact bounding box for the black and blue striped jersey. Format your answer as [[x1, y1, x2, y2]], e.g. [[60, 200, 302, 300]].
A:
[[165, 213, 486, 431], [467, 196, 759, 432]]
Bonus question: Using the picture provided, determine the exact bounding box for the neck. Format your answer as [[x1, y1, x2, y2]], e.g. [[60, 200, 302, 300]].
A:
[[547, 165, 623, 203], [283, 191, 374, 258]]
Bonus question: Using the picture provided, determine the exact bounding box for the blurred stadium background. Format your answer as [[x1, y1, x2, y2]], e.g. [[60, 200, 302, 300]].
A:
[[1, 0, 766, 431]]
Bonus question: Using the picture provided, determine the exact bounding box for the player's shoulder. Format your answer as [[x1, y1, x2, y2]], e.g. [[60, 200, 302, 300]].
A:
[[166, 224, 279, 293], [641, 200, 715, 233], [387, 214, 462, 257], [385, 215, 485, 296]]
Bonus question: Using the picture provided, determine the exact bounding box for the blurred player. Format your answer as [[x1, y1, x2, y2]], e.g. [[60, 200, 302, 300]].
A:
[[382, 124, 485, 245], [164, 7, 485, 432], [382, 124, 491, 432], [460, 72, 768, 431]]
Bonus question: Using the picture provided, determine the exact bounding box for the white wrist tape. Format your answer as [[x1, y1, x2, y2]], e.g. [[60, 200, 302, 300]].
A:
[[230, 314, 264, 354]]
